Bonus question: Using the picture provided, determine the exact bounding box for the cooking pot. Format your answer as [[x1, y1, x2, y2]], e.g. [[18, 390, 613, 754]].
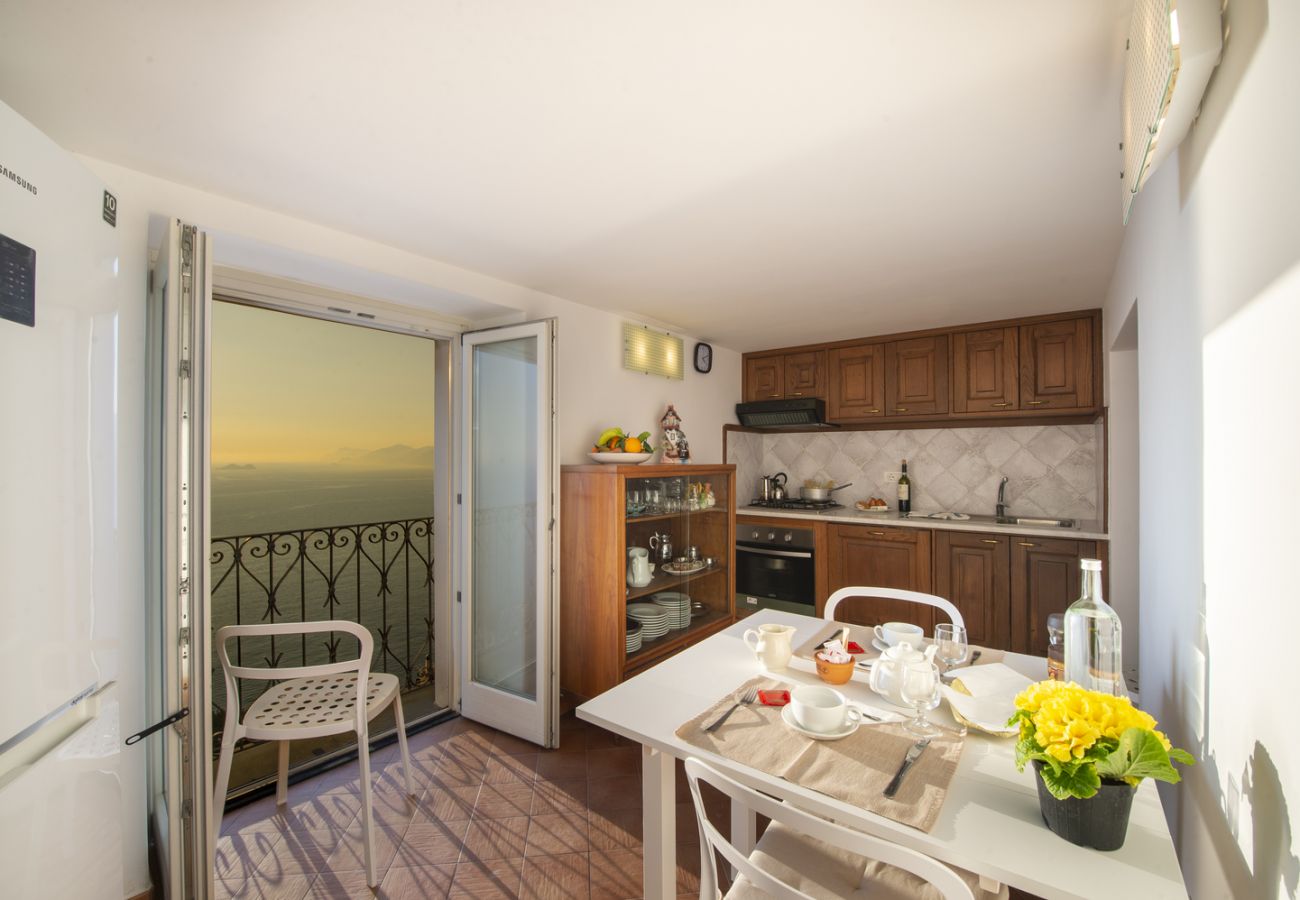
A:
[[800, 482, 852, 502]]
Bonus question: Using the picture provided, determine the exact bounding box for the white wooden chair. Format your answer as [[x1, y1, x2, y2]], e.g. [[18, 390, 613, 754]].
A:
[[824, 586, 966, 633], [213, 620, 414, 886], [684, 757, 1006, 900]]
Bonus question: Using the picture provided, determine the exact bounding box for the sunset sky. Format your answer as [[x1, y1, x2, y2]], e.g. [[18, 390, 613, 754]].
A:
[[212, 301, 437, 466]]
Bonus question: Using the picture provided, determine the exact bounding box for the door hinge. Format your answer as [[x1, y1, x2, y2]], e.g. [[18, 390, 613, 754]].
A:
[[178, 626, 190, 646], [457, 591, 462, 604], [457, 493, 462, 505], [178, 576, 191, 596], [178, 359, 191, 378]]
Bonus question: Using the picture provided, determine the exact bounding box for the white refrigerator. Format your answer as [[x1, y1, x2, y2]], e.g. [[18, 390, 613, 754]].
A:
[[0, 99, 132, 898]]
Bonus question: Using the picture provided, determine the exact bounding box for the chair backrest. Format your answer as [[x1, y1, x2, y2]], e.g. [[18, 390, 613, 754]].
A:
[[216, 621, 374, 725], [824, 586, 965, 633], [683, 757, 975, 900]]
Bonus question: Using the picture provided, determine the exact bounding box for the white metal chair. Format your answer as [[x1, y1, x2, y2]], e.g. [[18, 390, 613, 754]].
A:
[[213, 620, 414, 886], [684, 757, 1005, 900], [824, 587, 966, 633]]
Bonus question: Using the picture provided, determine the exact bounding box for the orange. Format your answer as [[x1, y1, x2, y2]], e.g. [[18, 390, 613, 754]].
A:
[[624, 437, 643, 453]]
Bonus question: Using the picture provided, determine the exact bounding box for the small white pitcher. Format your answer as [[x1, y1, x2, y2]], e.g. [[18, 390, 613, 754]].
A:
[[743, 623, 796, 672]]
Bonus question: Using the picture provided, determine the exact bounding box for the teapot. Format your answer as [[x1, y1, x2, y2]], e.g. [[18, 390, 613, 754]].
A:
[[627, 547, 654, 587], [648, 531, 672, 563], [868, 640, 938, 707], [760, 472, 788, 502]]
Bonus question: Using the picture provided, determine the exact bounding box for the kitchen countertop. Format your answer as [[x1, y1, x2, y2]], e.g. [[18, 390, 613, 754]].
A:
[[738, 506, 1108, 540]]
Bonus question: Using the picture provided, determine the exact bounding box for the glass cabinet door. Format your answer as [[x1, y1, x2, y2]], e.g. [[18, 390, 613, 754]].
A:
[[623, 469, 731, 668]]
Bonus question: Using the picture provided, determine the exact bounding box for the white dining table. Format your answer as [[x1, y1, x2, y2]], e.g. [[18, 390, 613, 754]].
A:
[[577, 609, 1188, 900]]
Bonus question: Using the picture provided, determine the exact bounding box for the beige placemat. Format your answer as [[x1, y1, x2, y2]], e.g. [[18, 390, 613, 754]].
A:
[[794, 620, 1006, 667], [675, 676, 965, 833]]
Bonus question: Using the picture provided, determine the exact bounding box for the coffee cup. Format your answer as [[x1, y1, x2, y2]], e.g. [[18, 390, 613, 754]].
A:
[[874, 621, 925, 648], [789, 685, 863, 734]]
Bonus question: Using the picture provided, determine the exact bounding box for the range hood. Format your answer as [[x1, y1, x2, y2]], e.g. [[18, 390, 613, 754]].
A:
[[735, 398, 831, 429]]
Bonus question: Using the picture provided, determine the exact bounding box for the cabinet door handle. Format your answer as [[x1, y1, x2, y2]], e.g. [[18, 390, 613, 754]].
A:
[[980, 539, 1000, 544], [1026, 400, 1046, 406], [991, 402, 1011, 408], [1017, 541, 1036, 547], [894, 407, 909, 413], [791, 391, 803, 396], [870, 531, 886, 536], [867, 408, 880, 414], [769, 393, 781, 398]]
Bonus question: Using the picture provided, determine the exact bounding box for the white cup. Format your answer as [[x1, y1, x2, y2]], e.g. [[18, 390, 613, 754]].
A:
[[743, 623, 795, 671], [789, 685, 863, 734], [874, 621, 925, 648]]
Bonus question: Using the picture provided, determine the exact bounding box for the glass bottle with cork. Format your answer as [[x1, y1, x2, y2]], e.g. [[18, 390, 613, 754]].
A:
[[897, 459, 911, 514], [1063, 558, 1124, 695]]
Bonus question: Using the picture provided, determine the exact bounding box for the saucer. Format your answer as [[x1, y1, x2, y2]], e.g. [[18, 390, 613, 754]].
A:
[[873, 637, 926, 652], [780, 704, 861, 741]]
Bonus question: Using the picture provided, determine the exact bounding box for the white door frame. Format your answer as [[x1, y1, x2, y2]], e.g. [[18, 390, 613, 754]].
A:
[[456, 319, 559, 747]]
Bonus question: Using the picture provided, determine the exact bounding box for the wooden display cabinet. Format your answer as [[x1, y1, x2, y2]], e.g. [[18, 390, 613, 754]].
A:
[[559, 463, 736, 700]]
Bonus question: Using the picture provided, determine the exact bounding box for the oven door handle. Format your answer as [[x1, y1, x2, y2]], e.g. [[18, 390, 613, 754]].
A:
[[736, 545, 814, 560]]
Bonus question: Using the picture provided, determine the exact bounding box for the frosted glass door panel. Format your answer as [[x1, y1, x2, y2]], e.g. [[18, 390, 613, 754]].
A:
[[471, 337, 538, 698], [459, 320, 556, 747]]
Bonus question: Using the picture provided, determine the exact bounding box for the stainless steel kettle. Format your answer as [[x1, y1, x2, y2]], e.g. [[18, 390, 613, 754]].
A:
[[760, 472, 788, 502]]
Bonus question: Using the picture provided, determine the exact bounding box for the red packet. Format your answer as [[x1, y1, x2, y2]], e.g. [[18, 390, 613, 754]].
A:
[[757, 689, 790, 707], [846, 641, 866, 655]]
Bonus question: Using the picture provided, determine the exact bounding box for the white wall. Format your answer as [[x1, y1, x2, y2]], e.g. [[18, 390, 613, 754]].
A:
[[83, 155, 740, 897], [1103, 0, 1300, 893]]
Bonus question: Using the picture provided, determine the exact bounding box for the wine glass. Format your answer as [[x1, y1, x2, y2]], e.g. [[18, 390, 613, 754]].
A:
[[899, 660, 943, 738], [935, 623, 969, 674]]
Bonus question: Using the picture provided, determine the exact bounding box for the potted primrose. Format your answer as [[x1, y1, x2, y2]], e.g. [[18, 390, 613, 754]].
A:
[[1008, 681, 1194, 851]]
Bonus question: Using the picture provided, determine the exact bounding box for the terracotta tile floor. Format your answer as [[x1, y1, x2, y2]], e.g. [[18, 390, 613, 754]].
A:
[[215, 712, 731, 899]]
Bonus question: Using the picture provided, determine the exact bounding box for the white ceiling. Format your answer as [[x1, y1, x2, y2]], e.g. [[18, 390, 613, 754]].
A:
[[0, 1, 1131, 351]]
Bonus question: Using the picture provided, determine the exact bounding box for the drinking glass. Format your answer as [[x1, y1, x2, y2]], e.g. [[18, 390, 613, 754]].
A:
[[935, 623, 969, 673], [899, 660, 942, 738]]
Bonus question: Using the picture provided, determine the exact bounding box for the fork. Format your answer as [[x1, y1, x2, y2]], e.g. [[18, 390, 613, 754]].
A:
[[704, 687, 758, 732]]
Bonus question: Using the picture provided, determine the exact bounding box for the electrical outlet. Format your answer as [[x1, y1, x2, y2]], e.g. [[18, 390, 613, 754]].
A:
[[884, 471, 901, 484]]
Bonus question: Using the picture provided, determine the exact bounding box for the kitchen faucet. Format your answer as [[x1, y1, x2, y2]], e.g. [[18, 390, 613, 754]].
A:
[[996, 476, 1009, 520]]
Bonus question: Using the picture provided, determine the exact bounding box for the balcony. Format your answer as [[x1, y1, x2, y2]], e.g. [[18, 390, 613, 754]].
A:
[[210, 516, 444, 797]]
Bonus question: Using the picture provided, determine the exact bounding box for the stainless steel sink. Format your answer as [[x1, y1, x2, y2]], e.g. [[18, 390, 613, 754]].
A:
[[996, 516, 1075, 528]]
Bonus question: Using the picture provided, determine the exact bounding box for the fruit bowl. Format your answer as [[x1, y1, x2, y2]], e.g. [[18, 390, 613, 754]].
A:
[[589, 452, 653, 464]]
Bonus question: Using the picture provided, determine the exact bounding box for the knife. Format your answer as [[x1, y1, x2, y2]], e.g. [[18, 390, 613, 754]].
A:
[[883, 739, 930, 798]]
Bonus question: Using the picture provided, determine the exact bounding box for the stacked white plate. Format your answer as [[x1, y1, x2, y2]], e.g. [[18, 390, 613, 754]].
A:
[[626, 619, 643, 654], [626, 603, 670, 641], [650, 592, 692, 629]]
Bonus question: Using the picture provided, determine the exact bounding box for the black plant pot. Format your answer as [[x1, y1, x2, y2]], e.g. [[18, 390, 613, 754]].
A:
[[1032, 760, 1137, 851]]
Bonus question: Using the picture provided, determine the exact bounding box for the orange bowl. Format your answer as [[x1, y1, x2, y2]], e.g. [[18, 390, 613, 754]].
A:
[[815, 654, 855, 685]]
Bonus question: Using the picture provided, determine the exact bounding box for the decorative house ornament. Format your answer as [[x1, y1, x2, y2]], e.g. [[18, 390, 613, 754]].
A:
[[623, 322, 684, 380], [660, 404, 690, 464]]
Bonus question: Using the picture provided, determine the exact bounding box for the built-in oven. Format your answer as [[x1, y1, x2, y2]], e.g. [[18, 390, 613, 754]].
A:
[[735, 523, 816, 615]]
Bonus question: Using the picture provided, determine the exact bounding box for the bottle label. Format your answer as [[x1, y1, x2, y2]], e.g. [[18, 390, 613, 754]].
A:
[[898, 484, 909, 501]]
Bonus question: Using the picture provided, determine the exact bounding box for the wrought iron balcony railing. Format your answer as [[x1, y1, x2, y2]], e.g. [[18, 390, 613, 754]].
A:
[[209, 516, 436, 753]]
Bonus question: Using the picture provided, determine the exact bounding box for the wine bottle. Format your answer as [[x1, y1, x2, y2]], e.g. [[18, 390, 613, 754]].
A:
[[897, 459, 911, 514], [1063, 558, 1124, 696]]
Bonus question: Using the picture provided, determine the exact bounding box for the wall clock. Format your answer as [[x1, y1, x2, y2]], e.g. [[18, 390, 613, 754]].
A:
[[693, 342, 713, 374]]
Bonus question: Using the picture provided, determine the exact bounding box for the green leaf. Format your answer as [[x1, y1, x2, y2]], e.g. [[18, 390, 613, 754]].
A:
[[1039, 761, 1102, 800], [1169, 748, 1195, 766], [638, 431, 651, 442], [1095, 728, 1185, 786]]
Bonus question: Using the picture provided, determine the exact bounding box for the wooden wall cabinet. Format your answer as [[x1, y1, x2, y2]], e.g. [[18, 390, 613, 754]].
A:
[[885, 335, 949, 417], [744, 355, 784, 401], [952, 327, 1019, 414], [932, 531, 1010, 649], [784, 350, 826, 399], [824, 524, 932, 629], [1010, 536, 1105, 655], [741, 309, 1101, 427], [560, 464, 736, 701], [827, 343, 886, 422], [1019, 318, 1095, 413]]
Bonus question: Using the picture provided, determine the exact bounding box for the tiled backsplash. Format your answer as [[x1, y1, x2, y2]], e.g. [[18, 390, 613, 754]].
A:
[[726, 424, 1103, 521]]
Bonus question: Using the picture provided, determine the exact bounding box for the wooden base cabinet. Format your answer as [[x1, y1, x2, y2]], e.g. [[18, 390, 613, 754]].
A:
[[932, 531, 1010, 649], [559, 464, 735, 701], [1010, 536, 1106, 656], [825, 524, 932, 629]]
